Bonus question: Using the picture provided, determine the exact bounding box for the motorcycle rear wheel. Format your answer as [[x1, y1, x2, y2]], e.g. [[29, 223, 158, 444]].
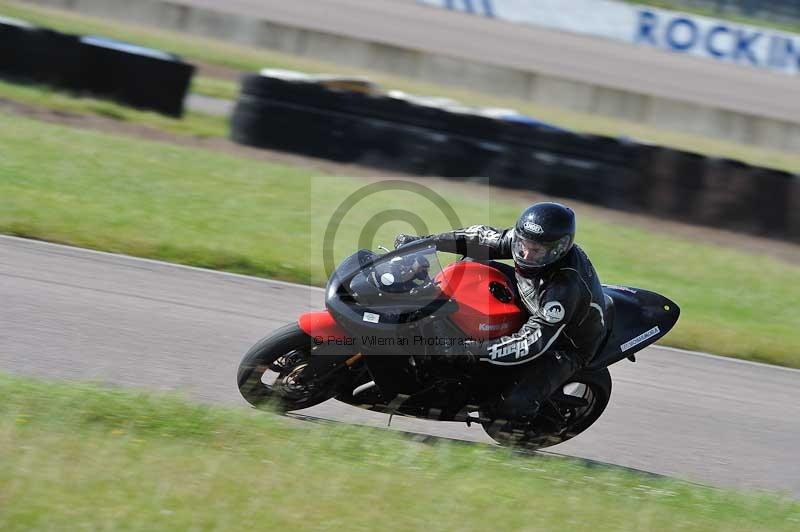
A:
[[481, 368, 612, 450], [237, 323, 335, 412]]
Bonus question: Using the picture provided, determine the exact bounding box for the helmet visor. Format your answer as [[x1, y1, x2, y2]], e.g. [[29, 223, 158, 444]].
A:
[[512, 233, 571, 268]]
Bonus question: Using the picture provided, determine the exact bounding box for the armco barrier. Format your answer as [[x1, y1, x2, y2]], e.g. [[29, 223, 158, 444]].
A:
[[0, 19, 194, 117], [230, 72, 799, 243]]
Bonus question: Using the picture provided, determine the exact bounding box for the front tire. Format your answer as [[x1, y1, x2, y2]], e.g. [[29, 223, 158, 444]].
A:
[[237, 323, 334, 412], [482, 368, 612, 450]]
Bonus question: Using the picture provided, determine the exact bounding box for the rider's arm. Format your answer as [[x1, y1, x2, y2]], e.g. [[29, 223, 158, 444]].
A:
[[470, 276, 583, 365], [396, 225, 513, 260]]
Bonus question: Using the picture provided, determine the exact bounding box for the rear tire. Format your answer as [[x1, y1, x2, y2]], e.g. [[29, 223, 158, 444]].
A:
[[482, 368, 612, 450], [237, 323, 334, 412]]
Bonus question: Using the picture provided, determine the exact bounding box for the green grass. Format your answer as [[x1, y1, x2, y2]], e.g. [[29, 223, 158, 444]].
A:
[[1, 373, 798, 531], [3, 0, 800, 173], [0, 78, 227, 137], [2, 112, 799, 367], [191, 76, 240, 100]]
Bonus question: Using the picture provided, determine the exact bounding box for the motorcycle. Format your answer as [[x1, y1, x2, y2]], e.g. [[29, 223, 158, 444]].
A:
[[237, 239, 680, 448]]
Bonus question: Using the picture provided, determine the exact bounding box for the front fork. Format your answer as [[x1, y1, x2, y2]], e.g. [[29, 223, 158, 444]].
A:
[[296, 348, 364, 393]]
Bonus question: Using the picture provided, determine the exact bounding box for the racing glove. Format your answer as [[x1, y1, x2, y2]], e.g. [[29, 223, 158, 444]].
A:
[[394, 233, 424, 249]]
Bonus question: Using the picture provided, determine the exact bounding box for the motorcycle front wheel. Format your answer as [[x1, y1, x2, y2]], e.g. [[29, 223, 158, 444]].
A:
[[237, 323, 336, 412]]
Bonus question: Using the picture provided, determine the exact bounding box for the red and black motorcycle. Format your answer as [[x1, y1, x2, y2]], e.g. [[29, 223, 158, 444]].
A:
[[238, 239, 680, 448]]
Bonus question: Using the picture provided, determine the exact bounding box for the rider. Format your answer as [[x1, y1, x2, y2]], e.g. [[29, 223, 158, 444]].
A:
[[394, 202, 609, 423]]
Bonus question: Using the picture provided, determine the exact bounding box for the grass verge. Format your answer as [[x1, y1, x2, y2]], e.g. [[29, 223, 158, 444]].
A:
[[1, 372, 798, 531], [0, 78, 227, 137], [192, 76, 240, 101], [2, 111, 799, 367], [2, 1, 800, 173]]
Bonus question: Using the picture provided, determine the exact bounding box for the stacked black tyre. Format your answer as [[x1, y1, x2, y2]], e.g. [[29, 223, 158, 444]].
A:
[[0, 17, 194, 117], [0, 17, 82, 88], [230, 70, 800, 243], [77, 37, 194, 117], [231, 73, 364, 162], [231, 71, 455, 165], [230, 71, 629, 178], [231, 71, 640, 199]]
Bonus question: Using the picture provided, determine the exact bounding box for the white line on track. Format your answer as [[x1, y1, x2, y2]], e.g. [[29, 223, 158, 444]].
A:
[[0, 235, 326, 292], [651, 345, 800, 373]]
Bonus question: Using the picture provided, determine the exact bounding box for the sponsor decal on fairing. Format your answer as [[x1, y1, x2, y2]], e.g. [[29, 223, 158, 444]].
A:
[[363, 312, 381, 323], [621, 326, 660, 352]]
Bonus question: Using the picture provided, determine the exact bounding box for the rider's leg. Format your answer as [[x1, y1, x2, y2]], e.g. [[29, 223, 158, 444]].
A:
[[494, 350, 585, 422]]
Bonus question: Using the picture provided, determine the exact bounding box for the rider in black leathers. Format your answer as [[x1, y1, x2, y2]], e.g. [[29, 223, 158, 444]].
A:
[[395, 202, 609, 422]]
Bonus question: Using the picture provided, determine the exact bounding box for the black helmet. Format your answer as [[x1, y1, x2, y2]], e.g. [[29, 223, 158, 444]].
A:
[[512, 202, 575, 275]]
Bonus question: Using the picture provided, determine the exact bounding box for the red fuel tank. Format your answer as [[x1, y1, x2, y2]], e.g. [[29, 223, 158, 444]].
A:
[[436, 261, 526, 340]]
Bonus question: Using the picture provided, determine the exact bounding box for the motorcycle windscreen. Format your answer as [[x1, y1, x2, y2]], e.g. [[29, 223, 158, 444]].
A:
[[326, 249, 379, 295], [326, 243, 458, 363], [337, 244, 447, 325], [326, 245, 451, 403]]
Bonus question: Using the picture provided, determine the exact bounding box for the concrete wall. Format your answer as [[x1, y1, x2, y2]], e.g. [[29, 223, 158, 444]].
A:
[[17, 0, 800, 152]]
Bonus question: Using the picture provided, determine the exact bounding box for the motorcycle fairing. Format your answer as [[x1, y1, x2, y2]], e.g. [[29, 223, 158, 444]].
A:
[[436, 261, 527, 340], [586, 285, 680, 371], [325, 242, 457, 351], [298, 311, 350, 341]]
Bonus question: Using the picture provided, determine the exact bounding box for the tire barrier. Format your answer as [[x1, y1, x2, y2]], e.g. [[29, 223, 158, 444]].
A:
[[78, 37, 194, 117], [231, 96, 363, 162], [0, 18, 82, 88], [0, 17, 35, 79], [788, 178, 800, 241], [0, 18, 194, 117], [231, 71, 800, 243]]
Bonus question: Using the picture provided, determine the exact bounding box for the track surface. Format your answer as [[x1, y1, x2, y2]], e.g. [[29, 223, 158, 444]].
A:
[[175, 0, 798, 121], [1, 236, 799, 495]]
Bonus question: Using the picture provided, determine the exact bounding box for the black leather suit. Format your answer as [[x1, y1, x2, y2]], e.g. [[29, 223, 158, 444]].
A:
[[401, 225, 609, 420]]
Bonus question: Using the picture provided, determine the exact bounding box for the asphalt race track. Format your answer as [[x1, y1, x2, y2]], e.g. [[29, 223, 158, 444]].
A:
[[175, 0, 798, 121], [2, 236, 799, 495]]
